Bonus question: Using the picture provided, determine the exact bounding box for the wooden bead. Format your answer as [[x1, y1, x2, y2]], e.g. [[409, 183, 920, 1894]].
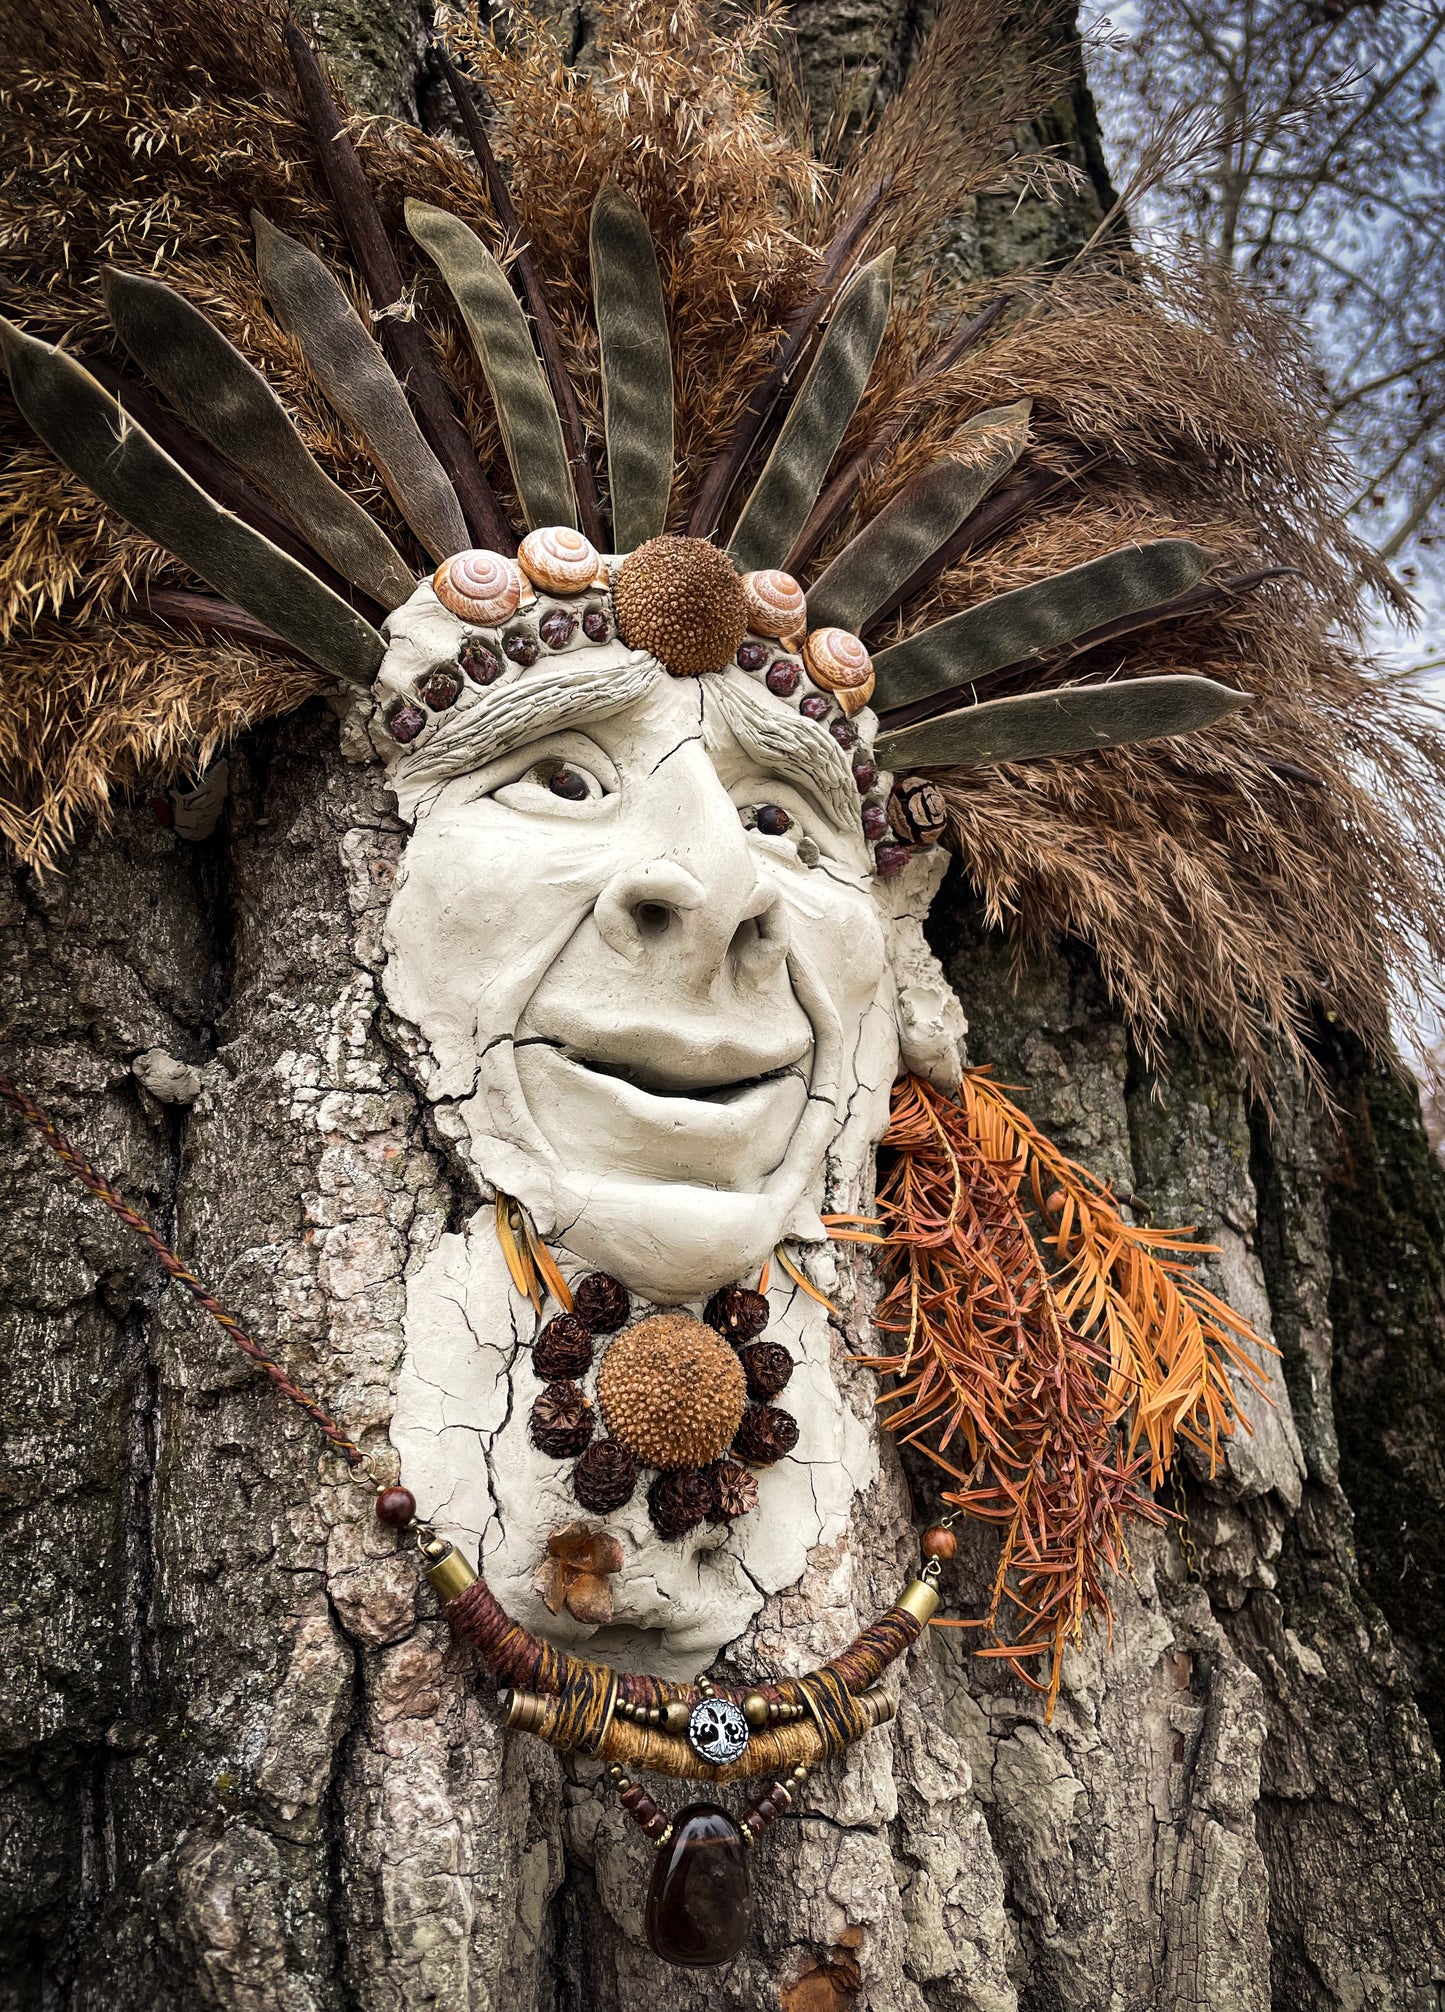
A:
[[518, 526, 605, 594], [921, 1524, 958, 1562], [375, 1486, 416, 1528], [433, 549, 522, 624]]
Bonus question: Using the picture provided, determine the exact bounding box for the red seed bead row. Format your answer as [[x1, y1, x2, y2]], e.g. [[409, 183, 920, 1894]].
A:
[[741, 1762, 809, 1842]]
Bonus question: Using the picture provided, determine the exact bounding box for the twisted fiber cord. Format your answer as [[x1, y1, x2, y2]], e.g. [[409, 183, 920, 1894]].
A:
[[0, 1073, 368, 1469]]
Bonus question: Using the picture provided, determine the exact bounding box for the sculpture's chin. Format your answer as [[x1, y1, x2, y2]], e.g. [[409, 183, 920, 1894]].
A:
[[513, 1042, 808, 1187], [537, 1173, 812, 1304]]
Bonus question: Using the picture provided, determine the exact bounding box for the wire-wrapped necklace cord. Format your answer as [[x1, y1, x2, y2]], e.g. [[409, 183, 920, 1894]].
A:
[[0, 1073, 944, 1815]]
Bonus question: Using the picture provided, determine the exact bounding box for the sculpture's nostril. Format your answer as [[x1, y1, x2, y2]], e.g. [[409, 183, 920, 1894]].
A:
[[635, 902, 673, 938]]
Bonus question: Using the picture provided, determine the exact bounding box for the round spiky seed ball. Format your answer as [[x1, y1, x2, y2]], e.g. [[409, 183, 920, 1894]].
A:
[[613, 536, 749, 676], [597, 1313, 747, 1469]]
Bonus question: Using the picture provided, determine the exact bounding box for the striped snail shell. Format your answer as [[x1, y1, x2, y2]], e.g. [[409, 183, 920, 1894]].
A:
[[803, 626, 875, 715], [518, 526, 605, 595], [433, 549, 522, 625], [740, 568, 807, 640]]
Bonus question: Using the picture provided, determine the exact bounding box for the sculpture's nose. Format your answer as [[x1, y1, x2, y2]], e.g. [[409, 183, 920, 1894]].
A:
[[593, 753, 789, 987]]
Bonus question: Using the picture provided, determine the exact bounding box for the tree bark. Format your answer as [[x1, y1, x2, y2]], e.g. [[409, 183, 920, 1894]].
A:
[[4, 11, 1445, 2010]]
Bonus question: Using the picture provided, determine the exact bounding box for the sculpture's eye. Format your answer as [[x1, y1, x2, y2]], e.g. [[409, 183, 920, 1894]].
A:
[[487, 738, 618, 811], [754, 804, 791, 836], [523, 756, 608, 802]]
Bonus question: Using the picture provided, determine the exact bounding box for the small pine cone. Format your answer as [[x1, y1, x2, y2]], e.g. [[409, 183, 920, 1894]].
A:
[[573, 1438, 638, 1513], [739, 1341, 793, 1401], [733, 1403, 799, 1466], [572, 1272, 630, 1333], [535, 1314, 594, 1381], [530, 1380, 595, 1458], [647, 1465, 716, 1540], [703, 1285, 769, 1343], [706, 1459, 760, 1524], [888, 775, 948, 846]]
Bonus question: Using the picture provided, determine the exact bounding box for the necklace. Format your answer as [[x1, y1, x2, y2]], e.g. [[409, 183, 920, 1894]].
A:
[[0, 1072, 953, 1969]]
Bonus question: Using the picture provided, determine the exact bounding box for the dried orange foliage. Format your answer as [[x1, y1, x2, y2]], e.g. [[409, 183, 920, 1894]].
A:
[[841, 1072, 1269, 1712]]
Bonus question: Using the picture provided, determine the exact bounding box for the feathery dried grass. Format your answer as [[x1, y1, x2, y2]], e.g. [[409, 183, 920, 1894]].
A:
[[1, 0, 1442, 1095]]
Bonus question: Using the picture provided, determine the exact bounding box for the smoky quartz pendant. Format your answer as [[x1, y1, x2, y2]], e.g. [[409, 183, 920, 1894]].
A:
[[644, 1802, 752, 1967]]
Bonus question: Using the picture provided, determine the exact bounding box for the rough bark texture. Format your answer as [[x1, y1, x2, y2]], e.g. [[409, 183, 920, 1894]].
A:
[[4, 10, 1445, 2009]]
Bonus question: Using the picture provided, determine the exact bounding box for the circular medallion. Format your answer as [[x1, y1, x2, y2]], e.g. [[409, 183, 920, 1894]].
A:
[[687, 1696, 750, 1766]]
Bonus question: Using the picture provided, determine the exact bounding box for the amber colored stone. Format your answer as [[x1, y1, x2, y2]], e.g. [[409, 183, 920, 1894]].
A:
[[645, 1804, 753, 1968], [375, 1485, 416, 1528], [921, 1524, 958, 1562]]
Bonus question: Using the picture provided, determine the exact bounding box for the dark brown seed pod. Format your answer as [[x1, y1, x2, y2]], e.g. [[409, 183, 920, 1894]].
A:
[[613, 536, 748, 676], [703, 1285, 769, 1342], [388, 703, 427, 744], [647, 1465, 716, 1539], [530, 1379, 595, 1458], [572, 1437, 639, 1513], [534, 1313, 594, 1381], [736, 640, 768, 671], [582, 608, 610, 642], [573, 1272, 630, 1332], [888, 775, 948, 847], [458, 638, 503, 685], [706, 1459, 760, 1523], [765, 659, 801, 696], [739, 1340, 793, 1400], [504, 631, 541, 666], [420, 669, 461, 710], [733, 1403, 799, 1466], [539, 608, 577, 648], [799, 694, 831, 722]]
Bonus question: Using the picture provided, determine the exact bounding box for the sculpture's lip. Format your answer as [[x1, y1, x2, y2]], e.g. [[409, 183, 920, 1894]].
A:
[[522, 1039, 806, 1104]]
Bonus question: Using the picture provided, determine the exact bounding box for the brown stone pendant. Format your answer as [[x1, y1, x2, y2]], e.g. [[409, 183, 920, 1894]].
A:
[[644, 1802, 752, 1967]]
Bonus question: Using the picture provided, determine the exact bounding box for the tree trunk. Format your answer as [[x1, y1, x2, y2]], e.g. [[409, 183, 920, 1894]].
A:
[[4, 12, 1445, 2010]]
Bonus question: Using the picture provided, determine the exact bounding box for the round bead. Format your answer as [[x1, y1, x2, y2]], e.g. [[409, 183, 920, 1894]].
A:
[[754, 805, 791, 837], [458, 638, 503, 685], [433, 549, 522, 625], [387, 703, 427, 745], [742, 1691, 770, 1729], [549, 768, 589, 801], [802, 628, 874, 714], [740, 568, 807, 639], [518, 525, 603, 594], [921, 1524, 958, 1562], [765, 659, 801, 697], [375, 1485, 416, 1528]]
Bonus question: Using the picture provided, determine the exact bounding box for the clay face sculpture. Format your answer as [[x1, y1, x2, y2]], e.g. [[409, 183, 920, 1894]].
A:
[[375, 570, 960, 1672]]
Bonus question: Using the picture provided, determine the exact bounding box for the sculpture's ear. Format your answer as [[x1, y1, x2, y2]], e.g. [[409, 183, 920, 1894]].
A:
[[876, 850, 967, 1092]]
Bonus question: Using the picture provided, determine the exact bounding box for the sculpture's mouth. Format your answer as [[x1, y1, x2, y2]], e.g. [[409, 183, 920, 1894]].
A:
[[511, 1033, 812, 1187]]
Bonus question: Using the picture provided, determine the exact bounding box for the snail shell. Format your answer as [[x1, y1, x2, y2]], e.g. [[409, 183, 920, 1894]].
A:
[[433, 549, 522, 625], [803, 626, 875, 715], [518, 525, 606, 595], [740, 568, 807, 641]]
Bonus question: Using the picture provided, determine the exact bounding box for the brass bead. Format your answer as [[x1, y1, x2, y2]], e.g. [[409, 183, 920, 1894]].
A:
[[660, 1700, 692, 1736], [896, 1576, 941, 1627], [742, 1691, 770, 1729]]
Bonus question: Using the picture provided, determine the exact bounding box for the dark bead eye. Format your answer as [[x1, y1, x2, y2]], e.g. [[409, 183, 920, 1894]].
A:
[[754, 804, 791, 836], [549, 768, 589, 801]]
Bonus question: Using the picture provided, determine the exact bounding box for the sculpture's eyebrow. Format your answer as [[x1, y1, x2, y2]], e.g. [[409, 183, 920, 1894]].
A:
[[394, 653, 660, 797], [707, 675, 862, 831]]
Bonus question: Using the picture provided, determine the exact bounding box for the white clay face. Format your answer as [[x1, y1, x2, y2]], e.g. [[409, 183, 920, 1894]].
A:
[[380, 610, 891, 1302], [374, 577, 963, 1672]]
